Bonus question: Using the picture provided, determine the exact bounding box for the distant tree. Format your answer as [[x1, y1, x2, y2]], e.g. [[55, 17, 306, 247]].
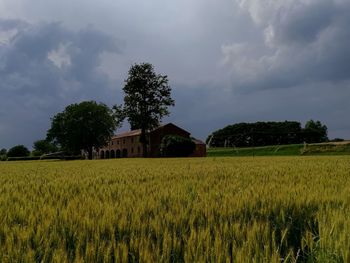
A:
[[160, 135, 195, 157], [7, 145, 30, 157], [207, 121, 303, 147], [47, 101, 122, 160], [122, 63, 174, 157], [330, 138, 344, 142], [32, 140, 58, 156], [0, 148, 7, 161], [0, 148, 6, 155], [303, 120, 328, 143]]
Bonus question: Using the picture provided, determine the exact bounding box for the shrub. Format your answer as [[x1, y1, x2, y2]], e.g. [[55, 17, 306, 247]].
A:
[[7, 156, 41, 161], [31, 150, 42, 157], [160, 135, 195, 157], [7, 145, 30, 158], [32, 140, 58, 156], [6, 155, 83, 161]]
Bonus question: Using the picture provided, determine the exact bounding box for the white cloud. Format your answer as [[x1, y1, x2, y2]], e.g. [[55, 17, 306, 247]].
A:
[[222, 43, 271, 82], [0, 28, 17, 45], [48, 42, 71, 69]]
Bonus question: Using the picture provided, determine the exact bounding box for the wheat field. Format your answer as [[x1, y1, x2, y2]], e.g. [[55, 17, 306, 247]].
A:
[[0, 157, 349, 262]]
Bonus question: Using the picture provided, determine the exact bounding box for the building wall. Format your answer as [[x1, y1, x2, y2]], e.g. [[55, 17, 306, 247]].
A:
[[96, 123, 206, 159], [190, 143, 207, 157], [98, 135, 144, 159]]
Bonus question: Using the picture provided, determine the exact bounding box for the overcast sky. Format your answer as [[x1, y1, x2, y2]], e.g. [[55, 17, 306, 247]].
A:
[[0, 0, 349, 149]]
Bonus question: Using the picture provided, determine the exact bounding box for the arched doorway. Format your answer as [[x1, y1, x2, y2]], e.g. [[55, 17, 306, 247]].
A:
[[110, 150, 115, 158], [105, 150, 110, 159], [122, 149, 128, 158], [116, 149, 121, 158], [100, 151, 105, 159]]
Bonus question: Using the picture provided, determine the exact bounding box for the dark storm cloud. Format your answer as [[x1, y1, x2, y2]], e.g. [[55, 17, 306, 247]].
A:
[[171, 79, 350, 141], [0, 18, 27, 30], [0, 20, 121, 148], [224, 0, 350, 92], [174, 0, 350, 140], [268, 0, 335, 45], [0, 0, 349, 148]]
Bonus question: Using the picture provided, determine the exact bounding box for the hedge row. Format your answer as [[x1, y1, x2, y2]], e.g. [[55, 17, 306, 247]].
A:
[[6, 156, 83, 161]]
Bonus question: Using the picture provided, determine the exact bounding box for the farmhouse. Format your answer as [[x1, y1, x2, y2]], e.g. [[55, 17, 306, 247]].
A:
[[96, 123, 206, 158]]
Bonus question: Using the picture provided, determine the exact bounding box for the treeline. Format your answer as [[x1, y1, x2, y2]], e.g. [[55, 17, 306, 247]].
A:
[[207, 120, 328, 147], [0, 141, 61, 161]]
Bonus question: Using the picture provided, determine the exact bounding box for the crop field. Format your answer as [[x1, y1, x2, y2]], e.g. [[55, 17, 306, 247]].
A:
[[0, 157, 349, 262]]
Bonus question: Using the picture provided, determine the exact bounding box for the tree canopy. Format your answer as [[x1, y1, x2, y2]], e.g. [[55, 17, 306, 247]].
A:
[[207, 120, 328, 147], [122, 63, 174, 157], [47, 101, 120, 159], [7, 145, 30, 157], [303, 120, 328, 143]]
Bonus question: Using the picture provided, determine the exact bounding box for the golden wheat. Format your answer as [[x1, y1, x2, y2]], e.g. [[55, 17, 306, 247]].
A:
[[0, 156, 349, 262]]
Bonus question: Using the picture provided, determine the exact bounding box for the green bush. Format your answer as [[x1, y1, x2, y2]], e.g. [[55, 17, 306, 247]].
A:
[[31, 150, 42, 157], [7, 156, 41, 161], [7, 145, 30, 158], [6, 155, 83, 161], [160, 135, 195, 157], [32, 140, 58, 156]]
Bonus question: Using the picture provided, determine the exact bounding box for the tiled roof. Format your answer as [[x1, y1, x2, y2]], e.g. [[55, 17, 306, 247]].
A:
[[112, 129, 141, 139], [153, 123, 191, 135], [111, 123, 191, 139]]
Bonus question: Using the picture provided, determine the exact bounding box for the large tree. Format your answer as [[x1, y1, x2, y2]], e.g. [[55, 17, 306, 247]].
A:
[[123, 63, 174, 157], [47, 101, 121, 159], [303, 120, 328, 143]]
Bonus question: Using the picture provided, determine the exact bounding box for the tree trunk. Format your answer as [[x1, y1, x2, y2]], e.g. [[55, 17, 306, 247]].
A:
[[87, 146, 93, 160], [141, 128, 148, 158]]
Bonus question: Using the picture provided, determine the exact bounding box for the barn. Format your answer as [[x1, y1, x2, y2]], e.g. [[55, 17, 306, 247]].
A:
[[96, 123, 206, 158]]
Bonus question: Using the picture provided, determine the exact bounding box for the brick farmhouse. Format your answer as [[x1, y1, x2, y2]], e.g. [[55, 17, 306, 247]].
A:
[[95, 123, 206, 158]]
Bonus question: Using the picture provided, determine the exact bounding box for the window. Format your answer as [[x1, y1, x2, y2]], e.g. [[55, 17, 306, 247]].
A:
[[123, 139, 125, 144], [131, 147, 134, 154], [117, 140, 119, 145], [137, 146, 140, 153], [111, 141, 114, 145], [131, 137, 134, 143]]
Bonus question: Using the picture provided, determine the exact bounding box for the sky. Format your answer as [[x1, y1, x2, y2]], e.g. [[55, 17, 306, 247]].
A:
[[0, 0, 349, 149]]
